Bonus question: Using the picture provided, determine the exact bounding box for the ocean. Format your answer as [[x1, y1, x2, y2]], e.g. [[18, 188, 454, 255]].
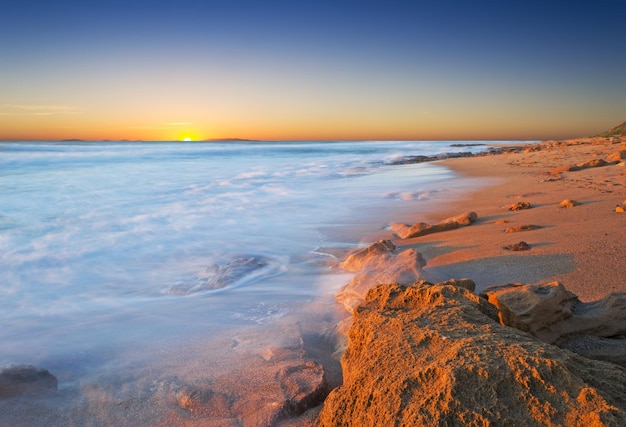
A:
[[0, 140, 502, 420]]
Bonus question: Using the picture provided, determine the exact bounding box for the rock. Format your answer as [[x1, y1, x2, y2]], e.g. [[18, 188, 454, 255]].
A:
[[335, 249, 426, 312], [561, 335, 626, 369], [0, 365, 58, 399], [390, 221, 458, 239], [159, 322, 330, 425], [502, 241, 530, 251], [607, 151, 626, 163], [167, 255, 286, 295], [507, 201, 531, 211], [617, 205, 625, 213], [577, 158, 608, 169], [438, 277, 476, 292], [482, 282, 626, 345], [560, 199, 580, 208], [317, 282, 626, 426], [439, 211, 478, 226], [173, 385, 233, 418], [550, 165, 581, 174], [504, 224, 542, 233], [390, 211, 477, 239], [339, 240, 395, 272]]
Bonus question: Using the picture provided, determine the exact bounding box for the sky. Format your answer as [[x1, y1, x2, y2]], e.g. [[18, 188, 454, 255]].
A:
[[1, 0, 625, 141]]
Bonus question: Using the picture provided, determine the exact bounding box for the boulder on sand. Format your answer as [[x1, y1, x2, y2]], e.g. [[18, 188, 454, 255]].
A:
[[317, 281, 626, 426], [390, 211, 477, 239], [483, 281, 626, 345]]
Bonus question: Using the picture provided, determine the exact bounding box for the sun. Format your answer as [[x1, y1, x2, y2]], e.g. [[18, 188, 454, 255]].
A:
[[183, 137, 192, 142]]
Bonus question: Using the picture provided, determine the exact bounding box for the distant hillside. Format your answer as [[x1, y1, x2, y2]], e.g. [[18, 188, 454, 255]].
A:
[[597, 120, 626, 137]]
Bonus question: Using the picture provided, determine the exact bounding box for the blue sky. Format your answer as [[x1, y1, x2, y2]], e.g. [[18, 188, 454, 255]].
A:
[[1, 0, 625, 140]]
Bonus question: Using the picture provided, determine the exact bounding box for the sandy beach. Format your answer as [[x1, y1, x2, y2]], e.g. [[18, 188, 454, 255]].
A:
[[315, 135, 626, 426], [392, 137, 626, 302]]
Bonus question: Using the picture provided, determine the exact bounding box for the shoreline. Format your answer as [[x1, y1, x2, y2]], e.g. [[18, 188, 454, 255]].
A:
[[390, 137, 626, 301], [314, 135, 626, 425], [2, 137, 624, 425]]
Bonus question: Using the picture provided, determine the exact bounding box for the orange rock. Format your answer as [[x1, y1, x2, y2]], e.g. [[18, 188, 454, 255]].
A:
[[507, 201, 531, 211], [339, 240, 395, 272], [577, 158, 609, 169], [390, 211, 477, 239], [560, 199, 580, 208], [318, 282, 626, 426], [607, 150, 626, 163], [483, 282, 626, 345]]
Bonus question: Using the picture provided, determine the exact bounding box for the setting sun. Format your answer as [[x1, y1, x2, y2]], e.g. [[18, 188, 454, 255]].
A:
[[183, 137, 192, 142]]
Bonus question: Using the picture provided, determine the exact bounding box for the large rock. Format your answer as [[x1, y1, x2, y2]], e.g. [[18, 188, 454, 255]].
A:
[[0, 365, 57, 399], [317, 281, 626, 426], [335, 249, 425, 312], [390, 211, 477, 239], [483, 282, 626, 344]]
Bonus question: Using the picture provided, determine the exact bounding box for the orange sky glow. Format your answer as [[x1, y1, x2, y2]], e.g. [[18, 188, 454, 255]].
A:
[[1, 1, 625, 142]]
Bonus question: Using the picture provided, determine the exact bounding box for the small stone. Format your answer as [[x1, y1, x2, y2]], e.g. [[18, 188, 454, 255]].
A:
[[507, 201, 531, 211], [559, 199, 580, 208], [504, 225, 542, 233], [616, 206, 625, 213], [503, 241, 530, 251]]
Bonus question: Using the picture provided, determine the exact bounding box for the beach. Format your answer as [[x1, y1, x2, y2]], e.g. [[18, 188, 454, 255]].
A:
[[315, 135, 626, 426], [404, 136, 626, 301], [2, 137, 625, 426]]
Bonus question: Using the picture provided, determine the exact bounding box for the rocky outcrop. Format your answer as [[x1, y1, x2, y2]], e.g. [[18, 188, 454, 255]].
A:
[[336, 248, 425, 312], [317, 281, 626, 426], [482, 281, 626, 345], [0, 365, 57, 399], [390, 211, 477, 239]]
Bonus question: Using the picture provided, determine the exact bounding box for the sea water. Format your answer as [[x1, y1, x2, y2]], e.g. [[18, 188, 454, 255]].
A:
[[0, 141, 495, 392]]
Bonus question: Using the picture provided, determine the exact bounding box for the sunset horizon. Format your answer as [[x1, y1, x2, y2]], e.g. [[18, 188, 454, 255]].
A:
[[2, 1, 625, 143]]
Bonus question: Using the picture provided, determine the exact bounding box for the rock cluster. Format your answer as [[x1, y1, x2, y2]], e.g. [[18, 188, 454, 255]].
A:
[[317, 281, 626, 426]]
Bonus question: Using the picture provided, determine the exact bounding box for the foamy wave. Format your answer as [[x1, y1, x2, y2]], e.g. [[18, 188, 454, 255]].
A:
[[385, 190, 438, 201]]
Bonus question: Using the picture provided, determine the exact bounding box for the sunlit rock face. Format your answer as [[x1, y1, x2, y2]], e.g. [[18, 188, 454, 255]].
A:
[[317, 281, 626, 426], [483, 282, 626, 345]]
